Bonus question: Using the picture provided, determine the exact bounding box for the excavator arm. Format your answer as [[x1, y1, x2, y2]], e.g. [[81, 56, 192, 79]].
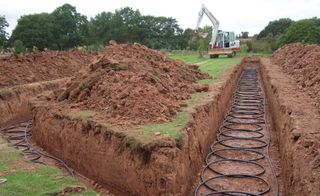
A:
[[196, 4, 220, 48]]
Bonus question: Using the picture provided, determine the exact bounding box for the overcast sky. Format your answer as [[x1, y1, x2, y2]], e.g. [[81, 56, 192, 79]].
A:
[[1, 0, 319, 36]]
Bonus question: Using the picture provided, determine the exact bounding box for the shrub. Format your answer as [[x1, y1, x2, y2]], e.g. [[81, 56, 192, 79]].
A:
[[277, 17, 320, 47], [13, 40, 26, 54]]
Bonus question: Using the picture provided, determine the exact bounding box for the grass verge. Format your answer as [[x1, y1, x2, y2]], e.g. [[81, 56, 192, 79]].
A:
[[0, 137, 95, 195], [128, 93, 204, 147]]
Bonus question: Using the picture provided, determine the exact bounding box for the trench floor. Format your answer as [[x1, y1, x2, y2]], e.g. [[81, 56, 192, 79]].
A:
[[194, 66, 282, 196]]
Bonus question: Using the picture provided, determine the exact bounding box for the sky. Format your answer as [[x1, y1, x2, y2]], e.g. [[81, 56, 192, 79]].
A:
[[1, 0, 319, 36]]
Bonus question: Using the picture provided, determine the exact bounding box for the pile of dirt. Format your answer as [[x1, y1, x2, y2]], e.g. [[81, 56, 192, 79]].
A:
[[272, 43, 320, 109], [55, 43, 210, 126], [0, 50, 97, 88]]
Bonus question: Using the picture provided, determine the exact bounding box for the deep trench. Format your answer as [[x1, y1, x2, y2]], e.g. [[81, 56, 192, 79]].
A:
[[194, 65, 281, 195]]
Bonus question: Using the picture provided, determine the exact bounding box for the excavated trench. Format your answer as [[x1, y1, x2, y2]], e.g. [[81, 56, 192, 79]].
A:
[[194, 65, 281, 195], [3, 58, 312, 195]]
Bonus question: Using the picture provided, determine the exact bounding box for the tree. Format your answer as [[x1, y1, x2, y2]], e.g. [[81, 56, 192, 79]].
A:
[[51, 4, 88, 50], [240, 31, 249, 38], [8, 4, 187, 51], [10, 13, 54, 50], [156, 17, 182, 49], [187, 26, 212, 51], [106, 7, 142, 44], [115, 7, 142, 43], [138, 15, 182, 49], [10, 4, 89, 50], [179, 28, 195, 49], [198, 39, 205, 58], [0, 15, 8, 48], [277, 17, 320, 47], [87, 11, 113, 45], [198, 26, 213, 49], [258, 18, 293, 39]]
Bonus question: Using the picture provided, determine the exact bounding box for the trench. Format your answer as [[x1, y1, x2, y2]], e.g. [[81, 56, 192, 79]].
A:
[[1, 59, 288, 195], [0, 121, 75, 175], [194, 64, 282, 195]]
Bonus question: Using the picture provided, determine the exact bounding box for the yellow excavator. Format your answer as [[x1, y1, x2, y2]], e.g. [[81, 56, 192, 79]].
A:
[[196, 4, 240, 58]]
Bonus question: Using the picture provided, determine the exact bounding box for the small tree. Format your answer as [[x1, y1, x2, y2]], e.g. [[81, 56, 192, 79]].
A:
[[13, 40, 26, 54], [0, 15, 8, 49], [198, 39, 205, 58]]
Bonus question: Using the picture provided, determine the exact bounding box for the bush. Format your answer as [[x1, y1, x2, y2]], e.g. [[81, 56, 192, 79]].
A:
[[257, 18, 293, 40], [13, 40, 26, 54], [277, 17, 320, 47], [249, 34, 279, 54], [246, 42, 253, 52]]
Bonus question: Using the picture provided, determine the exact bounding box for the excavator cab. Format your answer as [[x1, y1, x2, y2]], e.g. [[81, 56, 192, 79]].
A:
[[216, 31, 240, 49], [196, 4, 240, 58], [210, 31, 240, 58]]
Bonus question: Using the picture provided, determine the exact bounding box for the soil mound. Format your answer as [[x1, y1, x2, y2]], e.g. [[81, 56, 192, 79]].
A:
[[0, 50, 96, 88], [272, 43, 320, 109], [56, 43, 209, 126]]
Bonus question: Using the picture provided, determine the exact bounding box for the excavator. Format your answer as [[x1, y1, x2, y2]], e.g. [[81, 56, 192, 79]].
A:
[[196, 4, 240, 58]]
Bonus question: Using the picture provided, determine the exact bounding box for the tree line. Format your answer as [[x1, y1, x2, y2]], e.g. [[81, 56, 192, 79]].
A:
[[248, 17, 320, 53], [1, 3, 319, 53], [0, 4, 198, 52]]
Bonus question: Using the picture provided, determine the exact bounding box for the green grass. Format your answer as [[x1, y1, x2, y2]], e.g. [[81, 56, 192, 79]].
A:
[[0, 145, 22, 171], [0, 166, 95, 196], [169, 53, 242, 84], [0, 137, 96, 195]]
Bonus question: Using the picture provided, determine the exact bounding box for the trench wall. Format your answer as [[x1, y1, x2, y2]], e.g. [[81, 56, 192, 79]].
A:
[[0, 79, 66, 127], [31, 60, 247, 195], [259, 58, 320, 195]]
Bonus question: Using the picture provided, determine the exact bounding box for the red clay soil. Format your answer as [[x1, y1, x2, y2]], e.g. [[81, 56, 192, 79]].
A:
[[53, 43, 210, 126], [260, 58, 320, 195], [0, 50, 96, 88], [271, 43, 320, 111]]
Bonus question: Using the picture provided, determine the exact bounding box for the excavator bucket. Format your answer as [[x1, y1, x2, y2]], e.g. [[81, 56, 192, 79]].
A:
[[196, 31, 208, 38]]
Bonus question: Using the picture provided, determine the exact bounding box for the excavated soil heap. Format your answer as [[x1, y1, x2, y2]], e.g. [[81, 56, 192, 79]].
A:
[[54, 43, 209, 126], [271, 43, 320, 110], [0, 50, 96, 88]]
